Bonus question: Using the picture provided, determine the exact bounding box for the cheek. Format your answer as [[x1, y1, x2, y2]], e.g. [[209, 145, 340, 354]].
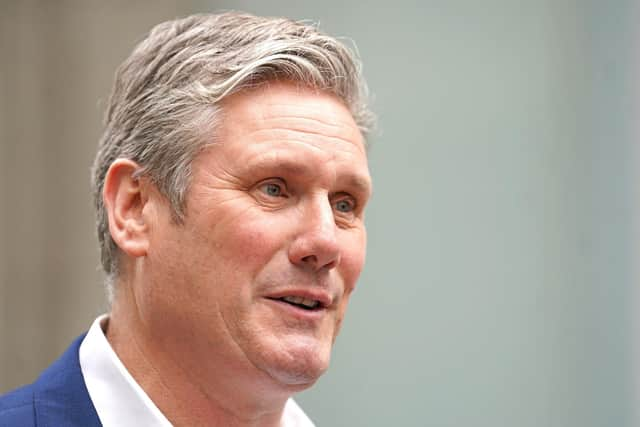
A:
[[339, 230, 367, 293], [206, 213, 292, 291], [218, 221, 281, 264], [332, 290, 354, 342]]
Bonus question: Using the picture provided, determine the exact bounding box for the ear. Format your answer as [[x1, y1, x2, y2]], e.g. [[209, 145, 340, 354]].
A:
[[102, 159, 151, 259]]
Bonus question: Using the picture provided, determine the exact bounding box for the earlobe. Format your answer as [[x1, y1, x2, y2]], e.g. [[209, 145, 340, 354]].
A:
[[103, 159, 150, 259]]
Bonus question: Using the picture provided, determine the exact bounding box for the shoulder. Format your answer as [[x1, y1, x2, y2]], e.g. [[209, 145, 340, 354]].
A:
[[0, 383, 36, 426], [0, 334, 99, 427]]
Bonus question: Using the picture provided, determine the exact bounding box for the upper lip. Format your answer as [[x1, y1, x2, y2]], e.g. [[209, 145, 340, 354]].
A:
[[264, 289, 333, 309]]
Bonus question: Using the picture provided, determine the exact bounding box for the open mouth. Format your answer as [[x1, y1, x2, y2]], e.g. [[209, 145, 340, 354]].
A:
[[269, 296, 323, 311]]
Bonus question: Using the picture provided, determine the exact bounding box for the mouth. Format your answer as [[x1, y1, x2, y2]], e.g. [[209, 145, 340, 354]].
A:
[[264, 290, 333, 317], [269, 295, 324, 311]]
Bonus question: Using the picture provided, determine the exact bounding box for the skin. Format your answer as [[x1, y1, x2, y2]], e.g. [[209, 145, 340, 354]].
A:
[[103, 81, 372, 426]]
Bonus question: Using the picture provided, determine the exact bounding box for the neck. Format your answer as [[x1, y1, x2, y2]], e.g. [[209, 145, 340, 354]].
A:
[[106, 280, 294, 427]]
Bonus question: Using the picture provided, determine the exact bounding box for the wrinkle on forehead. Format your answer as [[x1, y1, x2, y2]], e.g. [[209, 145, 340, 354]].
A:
[[243, 132, 364, 159], [257, 103, 355, 131], [221, 83, 366, 155]]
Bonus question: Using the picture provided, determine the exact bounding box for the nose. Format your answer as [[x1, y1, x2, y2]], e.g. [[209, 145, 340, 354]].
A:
[[288, 197, 341, 272]]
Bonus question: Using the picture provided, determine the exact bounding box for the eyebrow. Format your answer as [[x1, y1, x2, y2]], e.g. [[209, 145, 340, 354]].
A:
[[253, 159, 309, 177], [245, 155, 372, 196], [342, 174, 372, 198]]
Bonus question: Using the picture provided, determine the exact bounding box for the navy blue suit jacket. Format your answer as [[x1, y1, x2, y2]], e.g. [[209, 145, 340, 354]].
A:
[[0, 335, 101, 426]]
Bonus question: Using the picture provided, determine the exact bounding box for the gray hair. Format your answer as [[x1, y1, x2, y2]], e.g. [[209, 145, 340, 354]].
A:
[[91, 12, 374, 300]]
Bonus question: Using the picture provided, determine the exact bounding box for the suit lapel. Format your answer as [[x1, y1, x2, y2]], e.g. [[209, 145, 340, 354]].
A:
[[33, 335, 102, 427]]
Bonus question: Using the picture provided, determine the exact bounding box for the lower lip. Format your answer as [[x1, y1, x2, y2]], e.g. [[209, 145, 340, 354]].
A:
[[263, 298, 327, 322]]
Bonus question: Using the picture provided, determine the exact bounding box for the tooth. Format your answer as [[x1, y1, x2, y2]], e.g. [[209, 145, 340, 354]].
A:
[[280, 296, 321, 309], [301, 298, 315, 308], [283, 296, 303, 305]]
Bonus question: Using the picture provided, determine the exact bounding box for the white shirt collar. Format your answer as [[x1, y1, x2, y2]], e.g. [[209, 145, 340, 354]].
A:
[[79, 315, 315, 427], [79, 314, 172, 427]]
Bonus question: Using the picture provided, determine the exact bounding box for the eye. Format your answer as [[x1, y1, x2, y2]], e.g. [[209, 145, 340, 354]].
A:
[[334, 197, 355, 213], [257, 180, 287, 198]]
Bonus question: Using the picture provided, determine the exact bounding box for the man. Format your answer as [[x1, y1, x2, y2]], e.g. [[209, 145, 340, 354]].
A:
[[0, 11, 373, 426]]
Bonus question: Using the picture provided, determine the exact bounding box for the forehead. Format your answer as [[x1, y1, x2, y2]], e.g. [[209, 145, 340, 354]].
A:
[[221, 82, 365, 147], [209, 82, 371, 189]]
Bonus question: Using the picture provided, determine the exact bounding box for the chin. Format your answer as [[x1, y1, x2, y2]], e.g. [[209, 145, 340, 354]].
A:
[[267, 364, 326, 391], [261, 340, 332, 389]]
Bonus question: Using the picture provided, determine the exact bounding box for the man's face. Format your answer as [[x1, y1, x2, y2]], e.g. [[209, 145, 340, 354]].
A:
[[139, 82, 371, 390]]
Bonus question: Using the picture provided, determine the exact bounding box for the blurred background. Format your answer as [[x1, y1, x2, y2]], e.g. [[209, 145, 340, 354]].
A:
[[0, 0, 637, 426]]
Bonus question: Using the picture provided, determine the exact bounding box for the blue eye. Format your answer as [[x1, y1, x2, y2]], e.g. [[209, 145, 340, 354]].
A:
[[335, 199, 354, 213], [262, 182, 283, 197]]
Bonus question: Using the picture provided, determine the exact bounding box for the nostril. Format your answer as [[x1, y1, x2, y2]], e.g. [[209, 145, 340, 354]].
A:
[[301, 254, 338, 271], [301, 255, 318, 265], [290, 234, 341, 271]]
